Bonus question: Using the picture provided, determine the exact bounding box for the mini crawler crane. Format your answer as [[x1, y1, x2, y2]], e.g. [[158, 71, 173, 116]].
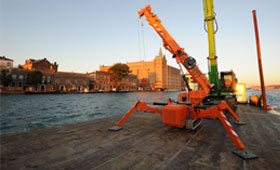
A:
[[110, 5, 257, 159]]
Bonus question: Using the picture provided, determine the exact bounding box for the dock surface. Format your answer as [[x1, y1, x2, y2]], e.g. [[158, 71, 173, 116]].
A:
[[1, 105, 280, 170]]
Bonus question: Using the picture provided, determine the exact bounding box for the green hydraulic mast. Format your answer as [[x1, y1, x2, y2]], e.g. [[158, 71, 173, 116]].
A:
[[202, 0, 221, 92]]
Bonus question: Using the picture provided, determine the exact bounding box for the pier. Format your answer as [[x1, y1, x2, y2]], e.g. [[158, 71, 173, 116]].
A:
[[1, 104, 280, 170]]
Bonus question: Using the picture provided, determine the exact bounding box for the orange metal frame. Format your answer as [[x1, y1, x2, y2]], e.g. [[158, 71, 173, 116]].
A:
[[116, 100, 244, 151]]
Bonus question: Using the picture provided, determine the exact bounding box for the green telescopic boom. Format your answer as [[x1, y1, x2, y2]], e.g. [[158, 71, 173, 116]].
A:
[[203, 0, 221, 92]]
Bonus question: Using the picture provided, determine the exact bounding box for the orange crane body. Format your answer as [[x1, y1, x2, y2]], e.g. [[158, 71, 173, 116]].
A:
[[110, 5, 257, 160]]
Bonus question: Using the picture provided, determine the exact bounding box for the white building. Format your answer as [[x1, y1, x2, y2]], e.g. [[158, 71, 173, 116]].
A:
[[0, 56, 13, 70]]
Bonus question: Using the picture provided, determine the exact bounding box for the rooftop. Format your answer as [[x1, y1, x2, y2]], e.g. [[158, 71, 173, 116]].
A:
[[26, 58, 57, 65], [54, 71, 89, 78], [0, 56, 13, 61]]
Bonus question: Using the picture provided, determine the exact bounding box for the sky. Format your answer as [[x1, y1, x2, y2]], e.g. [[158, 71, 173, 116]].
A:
[[1, 0, 280, 86]]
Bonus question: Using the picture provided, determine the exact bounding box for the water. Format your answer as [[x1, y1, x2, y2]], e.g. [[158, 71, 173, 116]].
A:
[[1, 90, 279, 134], [0, 92, 180, 134], [247, 89, 280, 111]]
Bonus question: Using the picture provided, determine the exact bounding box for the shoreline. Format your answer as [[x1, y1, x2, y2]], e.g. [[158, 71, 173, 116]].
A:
[[0, 90, 183, 95], [2, 88, 280, 95]]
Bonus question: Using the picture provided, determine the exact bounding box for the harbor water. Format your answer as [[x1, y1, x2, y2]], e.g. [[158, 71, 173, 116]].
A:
[[1, 90, 279, 134]]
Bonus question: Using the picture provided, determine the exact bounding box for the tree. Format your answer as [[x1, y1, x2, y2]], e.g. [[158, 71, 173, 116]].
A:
[[0, 69, 12, 87], [18, 64, 23, 69], [26, 71, 43, 87], [108, 63, 131, 90]]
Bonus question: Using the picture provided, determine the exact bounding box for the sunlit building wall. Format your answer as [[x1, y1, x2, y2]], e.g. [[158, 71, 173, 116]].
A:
[[100, 49, 182, 91]]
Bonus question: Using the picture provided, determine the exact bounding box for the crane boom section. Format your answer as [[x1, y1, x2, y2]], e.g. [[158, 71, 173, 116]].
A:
[[203, 0, 221, 91], [138, 5, 212, 97], [138, 5, 181, 56]]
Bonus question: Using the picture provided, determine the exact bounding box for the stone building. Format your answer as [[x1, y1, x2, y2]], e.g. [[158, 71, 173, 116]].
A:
[[1, 58, 92, 93], [119, 74, 138, 91], [88, 71, 138, 91], [167, 66, 182, 91], [0, 56, 13, 70], [2, 68, 30, 93], [52, 72, 90, 92], [100, 49, 182, 91], [1, 57, 139, 93], [21, 58, 90, 92], [88, 71, 112, 91], [23, 58, 58, 73], [2, 68, 53, 93]]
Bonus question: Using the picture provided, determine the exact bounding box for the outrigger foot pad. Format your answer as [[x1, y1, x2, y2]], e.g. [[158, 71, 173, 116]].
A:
[[232, 150, 258, 160], [186, 119, 202, 130], [108, 126, 123, 131], [233, 121, 246, 125]]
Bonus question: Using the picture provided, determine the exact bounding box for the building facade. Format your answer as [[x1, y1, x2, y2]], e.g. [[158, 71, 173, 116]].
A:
[[22, 58, 90, 92], [88, 71, 138, 91], [100, 49, 182, 91], [52, 72, 90, 92], [1, 58, 92, 93], [3, 68, 29, 93], [1, 57, 138, 93], [0, 56, 13, 70], [167, 66, 182, 91]]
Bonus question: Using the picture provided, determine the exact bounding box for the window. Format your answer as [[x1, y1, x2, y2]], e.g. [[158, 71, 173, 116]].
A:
[[47, 76, 51, 83], [224, 75, 233, 81], [12, 74, 17, 79], [19, 75, 24, 80]]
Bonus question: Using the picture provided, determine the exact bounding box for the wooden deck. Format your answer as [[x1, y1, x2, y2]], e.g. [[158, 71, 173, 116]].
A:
[[1, 105, 280, 170]]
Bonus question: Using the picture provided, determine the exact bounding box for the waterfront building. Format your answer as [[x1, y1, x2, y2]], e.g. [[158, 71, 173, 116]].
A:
[[88, 71, 112, 91], [1, 68, 30, 93], [1, 58, 91, 93], [21, 58, 90, 92], [2, 68, 53, 93], [1, 57, 138, 93], [0, 56, 13, 70], [52, 72, 90, 92], [10, 68, 29, 90], [100, 49, 183, 91], [88, 71, 138, 91]]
